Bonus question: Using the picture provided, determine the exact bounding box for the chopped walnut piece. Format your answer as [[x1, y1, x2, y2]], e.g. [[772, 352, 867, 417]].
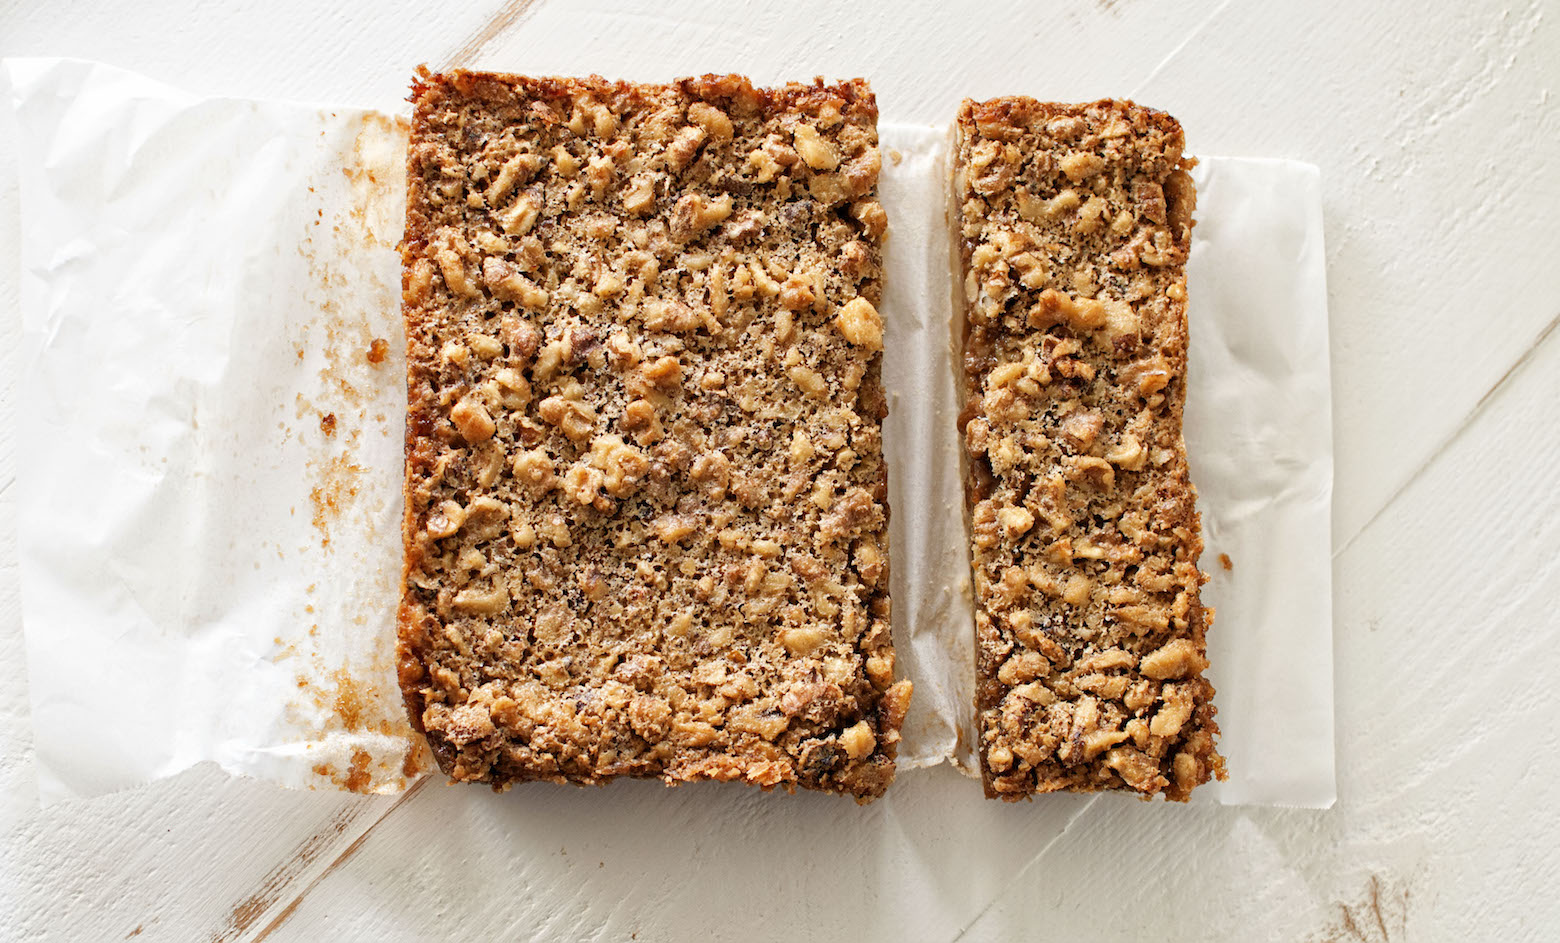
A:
[[1149, 683, 1196, 737], [482, 257, 549, 309], [426, 500, 465, 539], [792, 124, 840, 171], [453, 583, 509, 616], [434, 236, 479, 298], [1059, 151, 1105, 182], [640, 300, 704, 334], [664, 125, 706, 172], [839, 721, 876, 760], [852, 201, 887, 239], [1071, 456, 1115, 492], [788, 364, 828, 398], [997, 506, 1035, 539], [1105, 745, 1166, 792], [1062, 574, 1092, 606], [622, 174, 658, 215], [462, 496, 510, 541], [512, 449, 556, 490], [687, 102, 733, 142], [486, 154, 538, 205], [445, 703, 496, 745], [1140, 638, 1209, 680], [779, 276, 816, 313], [1104, 433, 1147, 471], [640, 355, 682, 390], [781, 626, 828, 656], [499, 193, 541, 236], [467, 333, 503, 360], [834, 297, 883, 350], [561, 462, 606, 507], [670, 193, 734, 243], [537, 394, 596, 442], [589, 434, 649, 498], [1061, 411, 1103, 450], [450, 397, 495, 443]]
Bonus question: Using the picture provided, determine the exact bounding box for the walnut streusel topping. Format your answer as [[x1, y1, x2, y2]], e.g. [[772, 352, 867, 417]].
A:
[[398, 70, 909, 802], [953, 97, 1223, 801]]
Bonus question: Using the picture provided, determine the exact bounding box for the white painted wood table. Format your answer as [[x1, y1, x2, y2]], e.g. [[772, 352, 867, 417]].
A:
[[2, 1, 1557, 939]]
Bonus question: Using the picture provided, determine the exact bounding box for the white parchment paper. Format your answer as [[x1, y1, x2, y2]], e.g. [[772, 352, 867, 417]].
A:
[[6, 58, 427, 803], [6, 59, 1334, 808], [1182, 156, 1336, 807], [878, 128, 1336, 807]]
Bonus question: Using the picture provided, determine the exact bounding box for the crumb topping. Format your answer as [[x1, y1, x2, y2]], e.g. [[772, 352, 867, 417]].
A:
[[398, 70, 909, 801], [953, 97, 1223, 801]]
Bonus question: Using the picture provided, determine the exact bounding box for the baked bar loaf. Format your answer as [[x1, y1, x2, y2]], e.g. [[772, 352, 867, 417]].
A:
[[952, 98, 1224, 801], [398, 69, 910, 801]]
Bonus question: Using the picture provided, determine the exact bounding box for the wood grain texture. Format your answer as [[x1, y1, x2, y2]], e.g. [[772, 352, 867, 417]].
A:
[[444, 0, 546, 70], [2, 0, 1558, 938], [262, 768, 1094, 942], [247, 778, 432, 942], [1129, 0, 1560, 546]]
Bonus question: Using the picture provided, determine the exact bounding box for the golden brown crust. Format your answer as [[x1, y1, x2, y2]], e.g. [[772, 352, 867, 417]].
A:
[[952, 97, 1224, 801], [398, 70, 908, 801]]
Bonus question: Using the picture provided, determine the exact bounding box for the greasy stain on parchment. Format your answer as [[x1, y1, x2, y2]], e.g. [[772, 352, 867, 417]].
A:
[[280, 110, 430, 793]]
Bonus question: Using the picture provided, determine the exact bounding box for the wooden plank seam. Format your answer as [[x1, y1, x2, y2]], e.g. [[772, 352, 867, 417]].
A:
[[1333, 306, 1560, 561]]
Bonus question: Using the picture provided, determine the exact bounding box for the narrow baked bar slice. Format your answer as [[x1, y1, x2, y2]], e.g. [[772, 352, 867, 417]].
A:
[[398, 70, 910, 801], [953, 98, 1224, 801]]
